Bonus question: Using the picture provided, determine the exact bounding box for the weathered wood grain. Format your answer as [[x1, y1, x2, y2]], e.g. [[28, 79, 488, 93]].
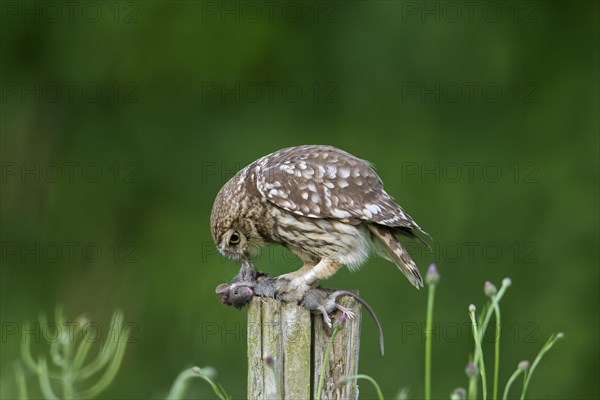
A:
[[248, 296, 361, 400]]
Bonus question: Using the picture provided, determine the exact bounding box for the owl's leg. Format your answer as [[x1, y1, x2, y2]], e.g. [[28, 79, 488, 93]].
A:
[[277, 259, 342, 301], [301, 258, 342, 285], [275, 263, 315, 302], [277, 262, 315, 282]]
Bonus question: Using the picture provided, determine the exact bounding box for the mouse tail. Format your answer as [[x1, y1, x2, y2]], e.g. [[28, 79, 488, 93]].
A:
[[333, 290, 385, 356]]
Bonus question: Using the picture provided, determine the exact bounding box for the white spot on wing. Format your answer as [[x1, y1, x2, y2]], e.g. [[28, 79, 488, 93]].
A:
[[365, 204, 381, 214], [339, 167, 350, 178], [332, 209, 351, 218], [317, 165, 325, 179]]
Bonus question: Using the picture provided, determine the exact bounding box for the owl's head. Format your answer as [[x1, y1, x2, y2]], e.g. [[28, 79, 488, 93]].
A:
[[210, 183, 265, 262], [213, 226, 254, 261]]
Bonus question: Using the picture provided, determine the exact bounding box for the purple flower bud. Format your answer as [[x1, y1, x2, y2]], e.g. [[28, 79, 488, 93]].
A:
[[468, 304, 476, 313], [518, 360, 530, 371], [451, 387, 467, 400], [502, 277, 512, 287], [339, 313, 348, 325], [465, 362, 479, 378], [264, 355, 274, 367], [425, 263, 440, 285], [484, 281, 497, 298], [334, 313, 348, 330]]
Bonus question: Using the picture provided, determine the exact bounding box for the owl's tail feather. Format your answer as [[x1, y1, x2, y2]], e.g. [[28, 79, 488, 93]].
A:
[[369, 224, 424, 289], [396, 226, 432, 251]]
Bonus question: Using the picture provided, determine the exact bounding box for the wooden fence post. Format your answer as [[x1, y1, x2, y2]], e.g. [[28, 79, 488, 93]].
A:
[[247, 296, 361, 400]]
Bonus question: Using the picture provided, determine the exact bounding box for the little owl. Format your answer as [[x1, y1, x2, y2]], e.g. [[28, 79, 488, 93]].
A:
[[210, 145, 428, 300]]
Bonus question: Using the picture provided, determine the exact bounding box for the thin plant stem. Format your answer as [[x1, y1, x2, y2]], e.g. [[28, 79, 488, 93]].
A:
[[520, 333, 563, 400], [469, 307, 487, 400], [167, 367, 229, 400], [480, 280, 511, 344], [502, 364, 525, 400], [316, 325, 341, 400], [15, 362, 28, 400], [75, 310, 124, 381], [168, 369, 197, 399], [61, 337, 74, 400], [468, 373, 478, 400], [492, 303, 501, 400], [341, 374, 384, 400], [425, 282, 436, 400], [38, 358, 59, 400], [76, 326, 130, 399], [467, 354, 478, 400]]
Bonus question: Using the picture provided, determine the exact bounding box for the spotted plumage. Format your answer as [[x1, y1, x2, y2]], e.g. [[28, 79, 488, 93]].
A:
[[210, 145, 428, 299]]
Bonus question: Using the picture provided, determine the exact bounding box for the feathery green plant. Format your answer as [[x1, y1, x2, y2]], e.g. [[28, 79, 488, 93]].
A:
[[19, 306, 131, 399]]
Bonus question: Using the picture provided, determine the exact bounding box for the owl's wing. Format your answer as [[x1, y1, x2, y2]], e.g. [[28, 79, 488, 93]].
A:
[[255, 145, 422, 231]]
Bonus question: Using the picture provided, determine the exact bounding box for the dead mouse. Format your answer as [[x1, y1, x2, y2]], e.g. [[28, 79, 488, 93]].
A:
[[215, 283, 254, 309], [301, 288, 385, 356], [218, 281, 384, 356]]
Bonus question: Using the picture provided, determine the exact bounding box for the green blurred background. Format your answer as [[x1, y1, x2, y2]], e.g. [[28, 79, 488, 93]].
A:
[[1, 1, 598, 399]]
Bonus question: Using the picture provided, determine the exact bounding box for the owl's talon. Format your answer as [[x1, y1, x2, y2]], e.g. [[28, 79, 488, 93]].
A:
[[275, 276, 310, 302]]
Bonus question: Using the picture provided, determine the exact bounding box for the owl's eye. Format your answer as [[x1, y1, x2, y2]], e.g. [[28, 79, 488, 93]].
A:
[[229, 231, 241, 245]]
